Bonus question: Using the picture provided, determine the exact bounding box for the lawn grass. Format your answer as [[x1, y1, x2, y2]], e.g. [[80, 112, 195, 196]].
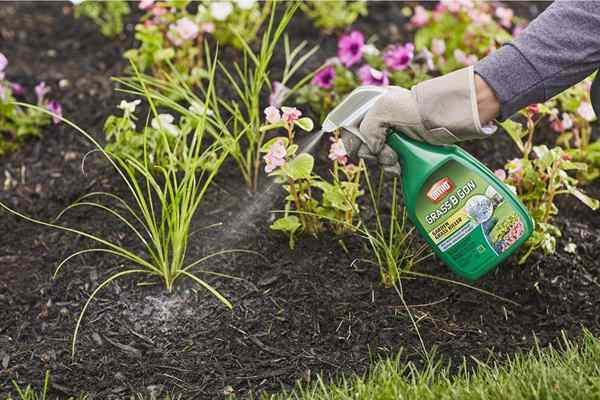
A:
[[263, 330, 600, 400], [5, 331, 600, 399]]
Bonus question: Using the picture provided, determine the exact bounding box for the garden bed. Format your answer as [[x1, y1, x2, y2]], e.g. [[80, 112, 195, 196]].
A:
[[1, 2, 600, 399]]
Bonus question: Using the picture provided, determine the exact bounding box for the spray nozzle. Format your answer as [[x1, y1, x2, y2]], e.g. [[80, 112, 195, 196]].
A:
[[321, 86, 387, 143]]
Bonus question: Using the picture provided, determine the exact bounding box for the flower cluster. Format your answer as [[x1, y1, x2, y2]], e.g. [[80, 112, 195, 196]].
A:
[[260, 106, 363, 247], [124, 0, 264, 85]]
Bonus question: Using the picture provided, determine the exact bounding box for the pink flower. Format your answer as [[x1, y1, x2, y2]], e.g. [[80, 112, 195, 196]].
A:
[[281, 107, 302, 124], [329, 137, 348, 165], [35, 82, 50, 104], [139, 0, 154, 10], [201, 22, 215, 33], [411, 6, 429, 27], [550, 118, 563, 133], [151, 5, 167, 16], [513, 24, 526, 37], [0, 52, 7, 75], [431, 38, 446, 56], [468, 9, 492, 25], [384, 43, 414, 71], [527, 104, 540, 114], [494, 169, 507, 181], [454, 49, 478, 66], [312, 65, 336, 89], [264, 139, 287, 173], [337, 31, 364, 67], [174, 17, 199, 41], [495, 6, 514, 28], [419, 48, 435, 71], [166, 30, 182, 46], [269, 81, 290, 108], [344, 163, 358, 175], [10, 83, 24, 96], [264, 106, 281, 124], [144, 19, 155, 28], [507, 158, 523, 176], [577, 102, 596, 121], [358, 65, 389, 86], [47, 100, 62, 124]]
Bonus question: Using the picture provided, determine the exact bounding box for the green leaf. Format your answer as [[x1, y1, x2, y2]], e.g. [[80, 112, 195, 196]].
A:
[[295, 117, 314, 132], [285, 153, 314, 180], [568, 187, 600, 210], [270, 215, 302, 233]]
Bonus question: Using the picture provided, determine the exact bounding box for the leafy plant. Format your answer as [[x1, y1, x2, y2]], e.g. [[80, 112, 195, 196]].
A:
[[499, 108, 599, 262], [299, 0, 367, 32], [0, 61, 258, 356], [411, 1, 517, 74], [260, 111, 364, 248], [123, 0, 270, 86], [73, 0, 131, 38], [0, 53, 60, 157]]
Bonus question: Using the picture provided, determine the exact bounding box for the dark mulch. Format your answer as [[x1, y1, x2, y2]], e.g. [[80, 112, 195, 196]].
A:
[[1, 2, 599, 399]]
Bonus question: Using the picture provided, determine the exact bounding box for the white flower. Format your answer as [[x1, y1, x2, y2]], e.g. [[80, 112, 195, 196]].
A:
[[236, 0, 256, 10], [188, 101, 214, 116], [210, 2, 234, 21], [561, 113, 573, 130], [564, 242, 577, 254], [362, 44, 379, 56], [117, 99, 141, 114], [577, 101, 596, 122], [151, 114, 179, 136]]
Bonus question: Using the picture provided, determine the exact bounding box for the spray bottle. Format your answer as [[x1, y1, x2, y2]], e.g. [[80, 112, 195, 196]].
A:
[[322, 86, 534, 280]]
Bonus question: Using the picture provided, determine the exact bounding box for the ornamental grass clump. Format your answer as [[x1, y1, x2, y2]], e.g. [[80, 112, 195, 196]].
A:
[[0, 60, 249, 356]]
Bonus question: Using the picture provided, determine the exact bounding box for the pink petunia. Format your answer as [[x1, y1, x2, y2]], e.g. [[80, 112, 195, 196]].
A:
[[311, 65, 336, 90], [495, 6, 514, 28], [431, 38, 446, 56], [577, 102, 596, 122], [264, 139, 287, 173], [357, 65, 389, 86], [384, 43, 414, 71], [35, 82, 50, 104], [454, 49, 478, 66], [139, 0, 154, 10], [264, 106, 281, 124], [10, 83, 24, 96], [494, 169, 507, 181], [269, 81, 290, 108], [47, 100, 62, 124], [337, 31, 364, 67], [174, 17, 199, 41], [410, 6, 429, 27], [329, 137, 348, 165], [281, 107, 302, 124]]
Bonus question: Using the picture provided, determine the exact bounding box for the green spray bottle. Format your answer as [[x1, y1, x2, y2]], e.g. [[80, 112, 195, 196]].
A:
[[323, 86, 534, 280]]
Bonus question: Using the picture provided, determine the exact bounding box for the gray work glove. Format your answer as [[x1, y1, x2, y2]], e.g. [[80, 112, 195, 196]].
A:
[[592, 70, 599, 118], [341, 66, 496, 176]]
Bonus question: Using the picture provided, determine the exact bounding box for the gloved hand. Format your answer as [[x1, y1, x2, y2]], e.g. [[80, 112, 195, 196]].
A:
[[341, 66, 497, 176]]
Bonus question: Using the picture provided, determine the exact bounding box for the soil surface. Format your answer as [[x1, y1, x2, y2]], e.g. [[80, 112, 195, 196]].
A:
[[2, 2, 600, 400]]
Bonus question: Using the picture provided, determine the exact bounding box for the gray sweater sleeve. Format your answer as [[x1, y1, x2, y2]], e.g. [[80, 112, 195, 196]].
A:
[[474, 0, 600, 120]]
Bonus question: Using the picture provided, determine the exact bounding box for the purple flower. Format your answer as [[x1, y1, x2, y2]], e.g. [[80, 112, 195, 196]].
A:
[[357, 65, 389, 86], [337, 31, 364, 67], [10, 83, 24, 96], [384, 43, 415, 71], [269, 81, 290, 108], [47, 100, 62, 124], [311, 65, 336, 89], [35, 82, 50, 104]]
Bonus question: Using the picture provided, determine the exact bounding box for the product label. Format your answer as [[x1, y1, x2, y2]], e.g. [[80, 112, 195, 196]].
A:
[[416, 161, 526, 270]]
